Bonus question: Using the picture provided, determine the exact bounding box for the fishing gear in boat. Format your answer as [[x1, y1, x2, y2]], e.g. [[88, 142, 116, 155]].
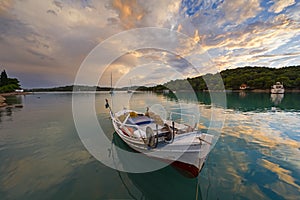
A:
[[105, 99, 214, 178]]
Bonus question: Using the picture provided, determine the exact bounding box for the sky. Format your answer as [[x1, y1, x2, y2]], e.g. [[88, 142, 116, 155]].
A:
[[0, 0, 299, 88]]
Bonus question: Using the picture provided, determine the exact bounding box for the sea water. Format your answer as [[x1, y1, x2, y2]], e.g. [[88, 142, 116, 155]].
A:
[[0, 92, 299, 199]]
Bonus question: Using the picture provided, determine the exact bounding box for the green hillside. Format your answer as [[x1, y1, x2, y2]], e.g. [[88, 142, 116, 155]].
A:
[[159, 66, 300, 91], [26, 66, 300, 92]]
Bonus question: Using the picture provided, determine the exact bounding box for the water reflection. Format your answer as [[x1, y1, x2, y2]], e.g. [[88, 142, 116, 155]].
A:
[[1, 92, 299, 199], [260, 159, 300, 190], [162, 91, 300, 112], [0, 95, 24, 123], [4, 95, 23, 105], [239, 91, 247, 98], [112, 133, 203, 200], [270, 93, 284, 105], [217, 110, 300, 199], [5, 106, 12, 117]]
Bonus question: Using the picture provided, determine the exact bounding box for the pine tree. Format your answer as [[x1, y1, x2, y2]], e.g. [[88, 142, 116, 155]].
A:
[[0, 70, 8, 87]]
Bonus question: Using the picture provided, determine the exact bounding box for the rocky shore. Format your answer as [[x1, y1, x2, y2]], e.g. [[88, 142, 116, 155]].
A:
[[0, 95, 7, 107], [0, 92, 30, 107]]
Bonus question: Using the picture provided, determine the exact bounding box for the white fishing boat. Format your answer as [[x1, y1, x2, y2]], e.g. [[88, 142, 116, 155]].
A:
[[105, 99, 213, 177], [271, 82, 284, 94]]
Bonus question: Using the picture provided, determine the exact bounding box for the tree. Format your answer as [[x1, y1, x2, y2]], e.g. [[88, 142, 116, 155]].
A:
[[277, 76, 291, 88], [0, 69, 22, 93], [0, 70, 8, 87], [8, 78, 20, 88], [295, 77, 300, 88]]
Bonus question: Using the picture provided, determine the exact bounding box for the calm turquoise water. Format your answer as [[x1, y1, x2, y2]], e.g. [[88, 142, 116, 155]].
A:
[[0, 92, 299, 200]]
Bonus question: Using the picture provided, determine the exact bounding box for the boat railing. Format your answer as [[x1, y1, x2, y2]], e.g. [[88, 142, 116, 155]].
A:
[[169, 112, 196, 128]]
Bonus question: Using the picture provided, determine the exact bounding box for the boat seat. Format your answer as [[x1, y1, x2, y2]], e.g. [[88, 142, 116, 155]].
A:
[[126, 115, 154, 125], [120, 126, 135, 136]]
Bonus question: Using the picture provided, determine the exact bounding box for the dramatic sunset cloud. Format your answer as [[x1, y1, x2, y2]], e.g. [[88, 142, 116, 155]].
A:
[[0, 0, 299, 88]]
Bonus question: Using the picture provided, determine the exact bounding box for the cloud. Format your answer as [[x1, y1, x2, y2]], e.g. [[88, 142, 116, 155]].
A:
[[0, 0, 13, 15], [97, 48, 196, 87], [0, 0, 299, 87], [174, 1, 300, 70], [0, 16, 55, 65], [196, 12, 300, 69], [53, 0, 63, 10], [253, 52, 300, 59], [0, 0, 122, 87], [269, 0, 296, 13], [110, 0, 145, 29], [219, 0, 262, 25], [249, 48, 269, 55], [47, 9, 57, 16]]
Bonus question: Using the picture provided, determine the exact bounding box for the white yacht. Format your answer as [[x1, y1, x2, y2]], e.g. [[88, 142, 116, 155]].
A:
[[271, 82, 284, 94]]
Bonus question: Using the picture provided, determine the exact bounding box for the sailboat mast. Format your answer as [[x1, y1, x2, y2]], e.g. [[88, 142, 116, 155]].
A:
[[109, 72, 114, 94], [130, 79, 132, 88], [111, 72, 112, 89]]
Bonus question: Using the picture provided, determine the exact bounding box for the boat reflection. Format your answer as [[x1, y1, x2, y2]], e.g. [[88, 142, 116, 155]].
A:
[[160, 91, 300, 112], [239, 91, 246, 98], [270, 93, 284, 105], [111, 132, 203, 200]]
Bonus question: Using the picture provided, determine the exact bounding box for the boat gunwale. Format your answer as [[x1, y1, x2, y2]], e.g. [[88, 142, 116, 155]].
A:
[[111, 111, 212, 155]]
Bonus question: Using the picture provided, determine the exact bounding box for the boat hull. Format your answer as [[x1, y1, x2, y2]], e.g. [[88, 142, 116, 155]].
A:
[[271, 89, 284, 94], [111, 111, 213, 177], [271, 82, 284, 94]]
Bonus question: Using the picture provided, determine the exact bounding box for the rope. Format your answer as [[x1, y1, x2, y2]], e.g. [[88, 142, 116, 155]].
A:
[[205, 157, 211, 200], [195, 176, 199, 200], [111, 133, 142, 200]]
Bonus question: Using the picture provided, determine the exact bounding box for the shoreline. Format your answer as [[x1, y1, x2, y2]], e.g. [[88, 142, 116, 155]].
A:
[[0, 92, 31, 107], [234, 89, 300, 93], [0, 92, 32, 97], [200, 89, 300, 93], [0, 95, 6, 107]]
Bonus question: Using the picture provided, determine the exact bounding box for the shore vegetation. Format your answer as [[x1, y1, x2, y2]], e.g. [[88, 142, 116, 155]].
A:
[[0, 70, 21, 93]]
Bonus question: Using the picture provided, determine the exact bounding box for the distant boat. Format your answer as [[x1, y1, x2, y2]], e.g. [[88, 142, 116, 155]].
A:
[[127, 79, 133, 93], [15, 89, 24, 92], [163, 89, 169, 94], [239, 84, 249, 90], [109, 72, 114, 94], [271, 82, 284, 94]]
